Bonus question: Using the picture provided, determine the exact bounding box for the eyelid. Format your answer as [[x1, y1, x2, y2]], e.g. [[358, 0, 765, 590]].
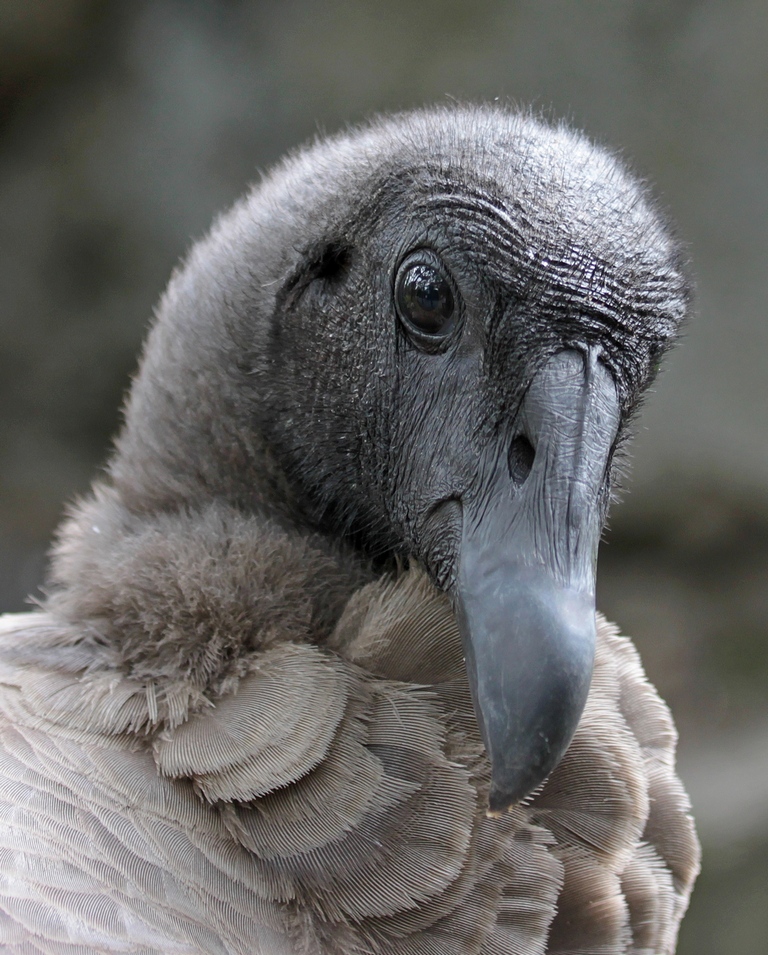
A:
[[394, 249, 463, 351]]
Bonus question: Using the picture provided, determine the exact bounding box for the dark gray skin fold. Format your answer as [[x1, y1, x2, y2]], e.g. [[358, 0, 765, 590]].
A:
[[452, 349, 621, 813]]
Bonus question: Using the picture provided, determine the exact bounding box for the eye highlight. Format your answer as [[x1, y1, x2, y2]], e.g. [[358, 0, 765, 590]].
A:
[[394, 253, 459, 345]]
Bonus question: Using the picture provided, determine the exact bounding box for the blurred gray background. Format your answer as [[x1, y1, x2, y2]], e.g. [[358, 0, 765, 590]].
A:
[[1, 1, 766, 951]]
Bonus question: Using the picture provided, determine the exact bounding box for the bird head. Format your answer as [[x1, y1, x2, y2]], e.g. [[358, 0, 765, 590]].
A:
[[113, 106, 688, 812]]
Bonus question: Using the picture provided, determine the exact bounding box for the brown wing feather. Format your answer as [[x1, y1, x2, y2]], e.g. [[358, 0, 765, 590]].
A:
[[330, 572, 699, 955], [155, 643, 349, 801], [609, 630, 700, 914], [0, 573, 698, 955]]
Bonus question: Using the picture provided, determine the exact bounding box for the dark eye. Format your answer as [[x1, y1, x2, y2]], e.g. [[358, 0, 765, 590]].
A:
[[395, 257, 457, 340]]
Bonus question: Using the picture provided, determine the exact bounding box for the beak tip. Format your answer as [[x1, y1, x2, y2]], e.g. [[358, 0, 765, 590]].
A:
[[487, 791, 516, 816], [487, 766, 547, 815]]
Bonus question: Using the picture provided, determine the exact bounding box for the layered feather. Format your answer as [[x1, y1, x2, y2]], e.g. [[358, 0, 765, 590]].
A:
[[0, 566, 699, 954]]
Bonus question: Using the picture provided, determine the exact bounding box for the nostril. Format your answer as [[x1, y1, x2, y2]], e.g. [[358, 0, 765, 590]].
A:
[[507, 435, 535, 487]]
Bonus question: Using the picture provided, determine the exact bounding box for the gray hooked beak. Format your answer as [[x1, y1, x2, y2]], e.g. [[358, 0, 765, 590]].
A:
[[454, 348, 620, 813]]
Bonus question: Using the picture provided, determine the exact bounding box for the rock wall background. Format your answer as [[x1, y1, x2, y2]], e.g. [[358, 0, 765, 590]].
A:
[[1, 2, 766, 950]]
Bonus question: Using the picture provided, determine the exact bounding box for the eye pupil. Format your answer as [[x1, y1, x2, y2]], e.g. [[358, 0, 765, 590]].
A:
[[396, 263, 455, 336]]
